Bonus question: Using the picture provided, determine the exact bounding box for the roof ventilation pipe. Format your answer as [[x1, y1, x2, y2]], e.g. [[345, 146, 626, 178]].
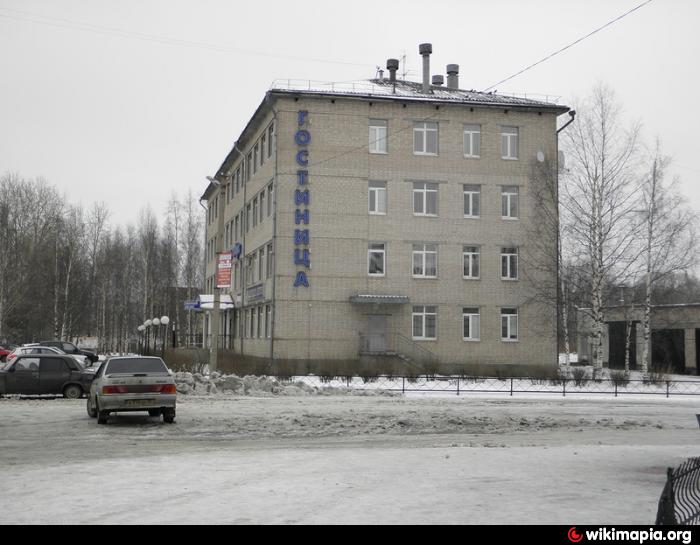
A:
[[447, 64, 459, 90], [432, 75, 444, 86], [419, 43, 432, 94], [386, 58, 399, 83]]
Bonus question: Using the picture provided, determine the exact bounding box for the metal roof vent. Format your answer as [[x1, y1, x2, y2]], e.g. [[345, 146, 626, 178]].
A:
[[446, 64, 459, 90], [432, 75, 444, 86], [386, 58, 399, 83], [419, 43, 432, 93]]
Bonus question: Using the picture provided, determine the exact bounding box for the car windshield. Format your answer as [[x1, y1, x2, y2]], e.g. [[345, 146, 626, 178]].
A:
[[105, 358, 168, 375]]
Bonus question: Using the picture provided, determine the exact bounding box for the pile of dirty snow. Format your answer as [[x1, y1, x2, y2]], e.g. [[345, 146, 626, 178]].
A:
[[174, 372, 398, 397]]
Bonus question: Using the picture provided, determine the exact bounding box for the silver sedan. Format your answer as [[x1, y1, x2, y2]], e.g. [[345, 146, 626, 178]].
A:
[[87, 356, 176, 424]]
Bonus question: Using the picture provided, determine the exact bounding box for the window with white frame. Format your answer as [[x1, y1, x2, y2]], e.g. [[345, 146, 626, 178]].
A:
[[268, 123, 274, 158], [368, 243, 386, 277], [258, 247, 265, 281], [463, 307, 481, 341], [501, 247, 518, 280], [463, 124, 481, 158], [501, 186, 519, 219], [253, 143, 258, 174], [463, 245, 480, 279], [501, 126, 519, 159], [501, 308, 518, 341], [246, 203, 251, 232], [413, 182, 438, 216], [261, 133, 266, 165], [368, 181, 387, 215], [253, 197, 258, 227], [265, 305, 271, 338], [412, 243, 438, 278], [257, 306, 263, 338], [266, 242, 274, 278], [463, 184, 481, 218], [260, 191, 266, 223], [369, 119, 388, 154], [412, 305, 437, 340], [234, 215, 239, 241], [250, 307, 255, 338], [246, 153, 252, 181], [267, 183, 274, 217], [413, 122, 438, 155]]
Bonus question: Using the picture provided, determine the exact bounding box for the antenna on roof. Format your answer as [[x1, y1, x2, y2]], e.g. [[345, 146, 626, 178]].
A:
[[401, 51, 407, 80]]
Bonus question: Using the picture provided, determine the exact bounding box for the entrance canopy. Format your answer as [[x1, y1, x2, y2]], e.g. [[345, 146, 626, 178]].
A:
[[349, 294, 409, 305]]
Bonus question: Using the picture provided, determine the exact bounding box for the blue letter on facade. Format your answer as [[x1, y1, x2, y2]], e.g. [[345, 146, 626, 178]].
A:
[[297, 170, 309, 185], [298, 110, 309, 126], [295, 190, 310, 206], [295, 130, 311, 146], [295, 209, 310, 225], [294, 271, 310, 288], [294, 229, 310, 245], [296, 150, 309, 166], [294, 249, 311, 268]]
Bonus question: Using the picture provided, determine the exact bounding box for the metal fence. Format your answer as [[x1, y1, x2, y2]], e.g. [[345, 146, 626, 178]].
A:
[[275, 375, 700, 398], [657, 457, 700, 525]]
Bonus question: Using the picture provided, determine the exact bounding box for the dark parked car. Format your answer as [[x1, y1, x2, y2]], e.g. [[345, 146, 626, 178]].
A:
[[0, 354, 94, 398], [38, 341, 98, 364]]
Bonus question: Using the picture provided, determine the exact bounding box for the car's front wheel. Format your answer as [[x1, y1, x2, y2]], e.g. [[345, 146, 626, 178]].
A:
[[86, 395, 97, 418], [63, 384, 83, 399]]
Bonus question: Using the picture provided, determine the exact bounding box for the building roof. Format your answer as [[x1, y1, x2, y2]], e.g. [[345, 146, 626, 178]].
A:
[[270, 79, 569, 113]]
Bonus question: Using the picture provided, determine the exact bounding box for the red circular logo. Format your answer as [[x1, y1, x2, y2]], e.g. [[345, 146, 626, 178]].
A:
[[568, 527, 584, 543]]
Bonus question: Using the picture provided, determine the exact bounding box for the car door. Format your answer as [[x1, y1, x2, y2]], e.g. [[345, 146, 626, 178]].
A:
[[5, 357, 40, 394], [39, 357, 71, 394]]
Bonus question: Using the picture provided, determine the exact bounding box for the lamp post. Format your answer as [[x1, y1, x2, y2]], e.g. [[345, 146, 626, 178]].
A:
[[144, 319, 152, 356], [152, 317, 161, 357], [160, 316, 170, 359], [137, 325, 145, 355]]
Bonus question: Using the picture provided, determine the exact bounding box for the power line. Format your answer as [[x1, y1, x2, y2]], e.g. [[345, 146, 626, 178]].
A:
[[0, 6, 373, 69], [483, 0, 654, 92]]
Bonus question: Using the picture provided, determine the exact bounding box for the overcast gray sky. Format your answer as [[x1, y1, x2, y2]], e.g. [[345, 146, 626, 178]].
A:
[[1, 0, 698, 225]]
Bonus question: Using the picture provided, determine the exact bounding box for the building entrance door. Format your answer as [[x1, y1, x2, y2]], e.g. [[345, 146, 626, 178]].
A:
[[367, 316, 388, 353]]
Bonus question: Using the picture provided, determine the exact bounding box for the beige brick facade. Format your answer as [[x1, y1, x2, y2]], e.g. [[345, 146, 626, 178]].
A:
[[202, 83, 568, 371]]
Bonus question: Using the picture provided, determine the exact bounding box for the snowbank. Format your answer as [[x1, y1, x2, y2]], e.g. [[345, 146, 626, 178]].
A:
[[174, 372, 399, 397]]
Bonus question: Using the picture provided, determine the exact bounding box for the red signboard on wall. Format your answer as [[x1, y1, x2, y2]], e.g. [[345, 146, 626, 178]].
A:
[[216, 251, 233, 289]]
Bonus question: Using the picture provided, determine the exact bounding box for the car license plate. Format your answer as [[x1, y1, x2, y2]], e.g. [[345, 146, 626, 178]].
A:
[[125, 399, 155, 406]]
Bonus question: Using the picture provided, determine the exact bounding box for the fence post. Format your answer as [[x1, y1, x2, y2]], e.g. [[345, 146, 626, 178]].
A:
[[563, 379, 566, 398], [457, 377, 460, 396], [615, 381, 618, 398], [667, 381, 670, 399], [347, 376, 351, 388], [510, 378, 513, 397], [402, 377, 405, 394]]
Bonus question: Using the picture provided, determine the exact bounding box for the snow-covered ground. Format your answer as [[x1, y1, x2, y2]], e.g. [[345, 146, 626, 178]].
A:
[[0, 392, 697, 524]]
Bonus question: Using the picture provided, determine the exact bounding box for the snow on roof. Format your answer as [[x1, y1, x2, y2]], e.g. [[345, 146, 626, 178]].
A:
[[270, 79, 568, 111]]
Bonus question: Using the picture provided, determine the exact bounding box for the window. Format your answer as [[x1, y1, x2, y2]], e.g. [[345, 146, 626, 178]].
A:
[[258, 247, 265, 281], [261, 133, 267, 165], [253, 143, 258, 174], [268, 123, 274, 158], [225, 223, 230, 247], [234, 215, 239, 242], [501, 126, 519, 160], [260, 191, 266, 223], [369, 119, 388, 154], [267, 242, 274, 278], [463, 184, 481, 218], [368, 243, 386, 277], [267, 183, 274, 217], [368, 181, 387, 215], [412, 244, 438, 278], [246, 153, 252, 181], [257, 307, 263, 339], [246, 203, 251, 233], [463, 246, 480, 279], [251, 252, 258, 283], [413, 182, 438, 216], [463, 124, 481, 157], [501, 247, 519, 280], [250, 307, 255, 338], [235, 167, 240, 194], [463, 308, 481, 341], [413, 122, 438, 155], [501, 308, 519, 341], [265, 305, 271, 338], [412, 306, 437, 340], [501, 186, 519, 219], [253, 197, 258, 228]]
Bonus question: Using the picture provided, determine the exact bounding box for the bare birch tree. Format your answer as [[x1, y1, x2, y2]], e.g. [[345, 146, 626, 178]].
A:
[[561, 84, 642, 370], [637, 143, 697, 374]]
